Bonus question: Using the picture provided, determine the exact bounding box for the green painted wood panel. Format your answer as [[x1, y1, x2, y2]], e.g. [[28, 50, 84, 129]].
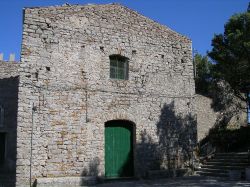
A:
[[105, 121, 133, 178]]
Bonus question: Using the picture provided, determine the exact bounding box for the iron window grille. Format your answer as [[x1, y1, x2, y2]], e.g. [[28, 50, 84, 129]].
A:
[[110, 55, 129, 80]]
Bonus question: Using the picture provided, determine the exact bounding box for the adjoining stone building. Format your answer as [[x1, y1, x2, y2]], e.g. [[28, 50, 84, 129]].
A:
[[0, 60, 19, 186], [1, 3, 196, 186]]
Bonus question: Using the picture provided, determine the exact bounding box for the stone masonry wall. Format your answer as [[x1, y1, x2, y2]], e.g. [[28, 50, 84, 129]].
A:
[[0, 61, 19, 186], [195, 94, 219, 141], [0, 61, 19, 79], [17, 4, 196, 186], [195, 94, 247, 142]]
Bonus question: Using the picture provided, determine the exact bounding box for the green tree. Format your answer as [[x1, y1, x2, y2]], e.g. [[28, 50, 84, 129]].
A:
[[208, 7, 250, 101], [194, 53, 213, 95]]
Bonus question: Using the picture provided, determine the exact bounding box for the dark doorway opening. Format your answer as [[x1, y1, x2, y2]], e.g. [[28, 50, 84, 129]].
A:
[[0, 133, 6, 166]]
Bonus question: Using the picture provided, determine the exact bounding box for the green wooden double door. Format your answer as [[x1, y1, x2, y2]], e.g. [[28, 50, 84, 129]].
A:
[[105, 120, 134, 178]]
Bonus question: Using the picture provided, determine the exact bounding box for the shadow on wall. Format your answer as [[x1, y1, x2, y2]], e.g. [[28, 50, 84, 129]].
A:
[[81, 157, 100, 177], [137, 101, 197, 176], [199, 124, 250, 155], [80, 157, 100, 186], [209, 81, 234, 112], [198, 81, 249, 155], [79, 101, 197, 180], [0, 76, 19, 187], [205, 80, 246, 128]]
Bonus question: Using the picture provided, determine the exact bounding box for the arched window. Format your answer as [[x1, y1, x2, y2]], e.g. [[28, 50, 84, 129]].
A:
[[0, 105, 4, 127], [109, 55, 129, 80]]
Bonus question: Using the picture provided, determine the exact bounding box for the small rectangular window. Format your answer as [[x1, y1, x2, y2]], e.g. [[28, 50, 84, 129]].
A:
[[0, 133, 6, 165], [110, 55, 128, 80]]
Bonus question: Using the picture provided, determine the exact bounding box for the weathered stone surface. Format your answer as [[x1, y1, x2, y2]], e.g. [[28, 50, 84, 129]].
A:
[[16, 3, 196, 186], [0, 61, 19, 79], [195, 95, 219, 141], [195, 92, 247, 142]]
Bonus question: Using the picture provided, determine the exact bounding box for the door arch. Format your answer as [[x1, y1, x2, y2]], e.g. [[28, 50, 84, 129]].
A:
[[105, 120, 134, 178]]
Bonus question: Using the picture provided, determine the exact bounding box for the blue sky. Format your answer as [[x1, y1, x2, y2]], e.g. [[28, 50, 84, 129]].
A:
[[0, 0, 249, 61]]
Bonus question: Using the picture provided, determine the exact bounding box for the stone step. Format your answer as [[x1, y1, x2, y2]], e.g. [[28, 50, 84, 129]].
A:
[[214, 155, 249, 160], [196, 171, 228, 178], [198, 167, 244, 174], [201, 165, 246, 170], [215, 152, 249, 156], [205, 158, 249, 163], [198, 152, 250, 179], [214, 153, 249, 157], [210, 155, 249, 159], [204, 161, 250, 166], [197, 169, 246, 180]]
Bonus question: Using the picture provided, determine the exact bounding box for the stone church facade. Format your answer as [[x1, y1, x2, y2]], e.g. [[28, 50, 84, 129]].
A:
[[1, 3, 196, 186]]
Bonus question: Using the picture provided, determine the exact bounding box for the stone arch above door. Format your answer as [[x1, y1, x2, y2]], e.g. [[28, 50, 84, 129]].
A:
[[99, 111, 139, 126]]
